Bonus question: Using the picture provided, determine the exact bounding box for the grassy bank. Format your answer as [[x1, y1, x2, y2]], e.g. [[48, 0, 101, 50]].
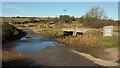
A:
[[57, 30, 119, 49], [2, 22, 26, 42]]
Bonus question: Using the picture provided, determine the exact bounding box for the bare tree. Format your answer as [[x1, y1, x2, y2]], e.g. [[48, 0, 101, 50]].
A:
[[84, 6, 107, 19], [82, 6, 110, 28]]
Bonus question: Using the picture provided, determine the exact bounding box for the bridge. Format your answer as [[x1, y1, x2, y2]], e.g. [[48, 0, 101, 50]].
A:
[[62, 28, 98, 36]]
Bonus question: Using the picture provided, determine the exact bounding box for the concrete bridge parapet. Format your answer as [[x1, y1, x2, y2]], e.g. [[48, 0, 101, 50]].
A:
[[62, 28, 98, 36]]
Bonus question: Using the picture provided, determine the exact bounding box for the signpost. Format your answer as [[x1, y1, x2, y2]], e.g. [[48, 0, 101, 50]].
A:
[[103, 26, 113, 36]]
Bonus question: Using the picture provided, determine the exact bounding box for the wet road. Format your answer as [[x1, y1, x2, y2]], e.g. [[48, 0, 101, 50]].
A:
[[3, 27, 101, 66]]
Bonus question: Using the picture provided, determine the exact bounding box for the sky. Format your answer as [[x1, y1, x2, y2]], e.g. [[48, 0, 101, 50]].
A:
[[2, 0, 119, 2], [1, 2, 118, 20]]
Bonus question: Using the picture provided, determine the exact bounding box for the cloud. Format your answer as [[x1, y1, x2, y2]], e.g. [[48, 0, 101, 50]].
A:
[[2, 4, 25, 12], [1, 13, 18, 17]]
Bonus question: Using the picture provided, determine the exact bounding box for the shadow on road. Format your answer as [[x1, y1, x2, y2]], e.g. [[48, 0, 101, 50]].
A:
[[2, 58, 43, 68]]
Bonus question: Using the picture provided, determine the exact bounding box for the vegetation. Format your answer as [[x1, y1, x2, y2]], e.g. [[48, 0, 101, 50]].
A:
[[59, 15, 76, 23], [77, 7, 118, 28], [84, 6, 106, 19], [113, 26, 120, 32], [57, 30, 119, 49], [1, 17, 30, 22], [36, 28, 63, 38], [34, 22, 119, 49], [2, 22, 26, 42], [14, 23, 37, 27]]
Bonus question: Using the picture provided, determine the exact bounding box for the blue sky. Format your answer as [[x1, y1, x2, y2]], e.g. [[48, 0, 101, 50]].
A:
[[2, 0, 119, 2], [2, 2, 118, 20]]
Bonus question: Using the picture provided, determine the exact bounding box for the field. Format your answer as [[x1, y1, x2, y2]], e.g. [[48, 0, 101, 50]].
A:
[[1, 17, 30, 22]]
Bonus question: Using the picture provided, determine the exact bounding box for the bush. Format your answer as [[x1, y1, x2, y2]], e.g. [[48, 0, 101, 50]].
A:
[[2, 22, 26, 42], [2, 23, 15, 38]]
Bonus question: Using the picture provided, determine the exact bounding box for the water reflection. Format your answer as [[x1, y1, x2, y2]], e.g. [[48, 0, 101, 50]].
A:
[[3, 36, 64, 53]]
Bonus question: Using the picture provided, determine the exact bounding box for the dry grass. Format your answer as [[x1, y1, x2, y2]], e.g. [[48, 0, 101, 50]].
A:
[[113, 26, 120, 32], [37, 28, 63, 38], [35, 23, 119, 49], [1, 17, 30, 22], [61, 23, 84, 28], [14, 23, 38, 27], [57, 30, 118, 48]]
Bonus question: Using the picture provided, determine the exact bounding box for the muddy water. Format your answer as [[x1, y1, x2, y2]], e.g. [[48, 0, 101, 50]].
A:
[[2, 28, 64, 53]]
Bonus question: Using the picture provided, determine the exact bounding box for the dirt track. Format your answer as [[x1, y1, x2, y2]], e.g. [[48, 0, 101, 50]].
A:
[[27, 46, 100, 66]]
